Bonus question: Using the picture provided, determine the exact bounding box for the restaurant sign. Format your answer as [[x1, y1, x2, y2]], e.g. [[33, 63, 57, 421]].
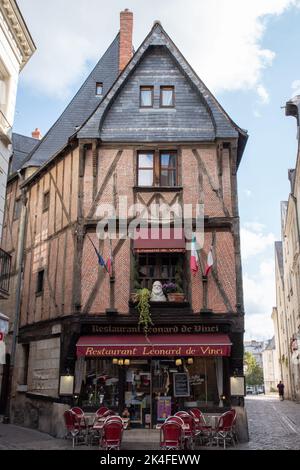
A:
[[77, 344, 230, 358], [83, 324, 228, 335]]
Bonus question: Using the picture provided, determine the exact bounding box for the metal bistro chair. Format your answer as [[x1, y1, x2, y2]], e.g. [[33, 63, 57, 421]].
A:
[[160, 421, 183, 450], [100, 420, 123, 450], [95, 406, 109, 419], [174, 411, 196, 449], [189, 408, 212, 445], [210, 411, 235, 449], [64, 410, 86, 448]]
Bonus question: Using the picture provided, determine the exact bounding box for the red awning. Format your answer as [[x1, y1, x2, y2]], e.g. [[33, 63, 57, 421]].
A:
[[133, 227, 185, 252], [76, 334, 231, 358]]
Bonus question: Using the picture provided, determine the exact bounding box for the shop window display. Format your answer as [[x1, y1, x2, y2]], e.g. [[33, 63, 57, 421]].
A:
[[79, 357, 221, 426]]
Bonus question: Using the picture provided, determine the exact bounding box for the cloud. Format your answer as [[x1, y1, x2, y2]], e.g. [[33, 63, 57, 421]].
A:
[[18, 0, 300, 99], [241, 222, 276, 339], [291, 79, 300, 97], [241, 225, 276, 259], [257, 84, 270, 104]]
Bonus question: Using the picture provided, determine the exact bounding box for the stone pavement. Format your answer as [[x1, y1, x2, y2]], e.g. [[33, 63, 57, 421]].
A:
[[0, 395, 300, 450], [239, 395, 300, 450]]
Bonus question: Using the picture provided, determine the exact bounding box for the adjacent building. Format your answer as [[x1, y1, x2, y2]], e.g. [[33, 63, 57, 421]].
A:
[[0, 10, 249, 438], [262, 337, 280, 394], [0, 0, 35, 234], [0, 0, 35, 404], [272, 95, 300, 402], [244, 340, 264, 369]]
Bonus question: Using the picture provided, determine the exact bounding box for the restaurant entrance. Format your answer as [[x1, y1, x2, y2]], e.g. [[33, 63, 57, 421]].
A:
[[77, 356, 223, 428]]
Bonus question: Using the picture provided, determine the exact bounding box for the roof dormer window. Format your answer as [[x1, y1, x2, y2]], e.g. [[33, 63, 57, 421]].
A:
[[96, 82, 103, 96]]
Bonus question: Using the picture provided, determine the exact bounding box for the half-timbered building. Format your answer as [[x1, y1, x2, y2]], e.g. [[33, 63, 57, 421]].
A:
[[0, 10, 248, 438]]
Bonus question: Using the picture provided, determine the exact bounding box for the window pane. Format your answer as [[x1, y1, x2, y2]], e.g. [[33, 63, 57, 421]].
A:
[[140, 88, 153, 107], [96, 83, 103, 95], [161, 88, 174, 106], [139, 153, 153, 168], [161, 153, 176, 168], [138, 169, 153, 186], [160, 170, 176, 186]]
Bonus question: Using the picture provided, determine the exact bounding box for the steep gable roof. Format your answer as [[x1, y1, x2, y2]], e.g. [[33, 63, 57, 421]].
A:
[[23, 33, 120, 169], [10, 132, 39, 176], [78, 22, 248, 163]]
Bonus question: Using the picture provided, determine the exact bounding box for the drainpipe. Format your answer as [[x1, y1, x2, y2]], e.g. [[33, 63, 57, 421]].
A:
[[4, 172, 27, 423]]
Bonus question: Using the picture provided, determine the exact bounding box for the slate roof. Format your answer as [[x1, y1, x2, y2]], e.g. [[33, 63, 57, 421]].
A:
[[275, 241, 284, 281], [78, 22, 248, 164], [23, 33, 120, 168], [10, 132, 39, 176], [264, 337, 275, 351]]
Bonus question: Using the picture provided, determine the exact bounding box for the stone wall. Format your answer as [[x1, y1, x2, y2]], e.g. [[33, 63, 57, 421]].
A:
[[28, 338, 60, 397]]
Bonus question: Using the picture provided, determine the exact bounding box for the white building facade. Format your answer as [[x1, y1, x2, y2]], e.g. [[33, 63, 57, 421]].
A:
[[262, 337, 280, 394], [0, 0, 35, 234]]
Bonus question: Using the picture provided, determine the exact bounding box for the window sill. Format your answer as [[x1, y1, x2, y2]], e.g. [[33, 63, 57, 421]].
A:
[[133, 186, 182, 192]]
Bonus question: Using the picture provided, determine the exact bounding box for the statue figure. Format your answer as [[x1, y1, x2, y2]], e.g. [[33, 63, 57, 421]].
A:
[[150, 280, 166, 302]]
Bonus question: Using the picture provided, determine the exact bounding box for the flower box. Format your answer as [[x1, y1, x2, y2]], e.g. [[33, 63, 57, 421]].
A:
[[167, 292, 185, 302]]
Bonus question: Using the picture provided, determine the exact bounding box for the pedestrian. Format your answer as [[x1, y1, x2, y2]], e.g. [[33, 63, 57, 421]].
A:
[[277, 380, 285, 401]]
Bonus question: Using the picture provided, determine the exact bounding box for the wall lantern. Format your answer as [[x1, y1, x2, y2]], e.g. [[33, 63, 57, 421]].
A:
[[59, 373, 74, 396], [175, 358, 182, 366], [187, 358, 194, 365], [112, 358, 118, 365], [118, 359, 124, 366], [124, 359, 130, 366]]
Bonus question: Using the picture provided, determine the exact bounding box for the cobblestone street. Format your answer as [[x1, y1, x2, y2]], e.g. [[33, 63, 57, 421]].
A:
[[0, 395, 299, 450], [240, 395, 300, 450]]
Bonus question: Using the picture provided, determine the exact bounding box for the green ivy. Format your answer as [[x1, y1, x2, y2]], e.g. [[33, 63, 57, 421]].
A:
[[136, 288, 153, 335]]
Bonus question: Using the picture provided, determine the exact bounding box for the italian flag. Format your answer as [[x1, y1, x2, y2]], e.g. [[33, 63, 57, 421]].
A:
[[190, 234, 199, 275], [204, 247, 214, 276]]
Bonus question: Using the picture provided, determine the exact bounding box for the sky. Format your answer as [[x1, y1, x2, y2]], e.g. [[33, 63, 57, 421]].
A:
[[14, 0, 300, 340]]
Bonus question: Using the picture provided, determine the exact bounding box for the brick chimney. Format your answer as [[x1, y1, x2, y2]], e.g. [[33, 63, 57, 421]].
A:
[[119, 9, 133, 72], [32, 128, 42, 140]]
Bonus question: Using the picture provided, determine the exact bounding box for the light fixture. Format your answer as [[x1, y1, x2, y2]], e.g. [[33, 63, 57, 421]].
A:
[[175, 358, 182, 366], [124, 359, 130, 366], [187, 358, 194, 365], [118, 359, 124, 366], [112, 358, 118, 365]]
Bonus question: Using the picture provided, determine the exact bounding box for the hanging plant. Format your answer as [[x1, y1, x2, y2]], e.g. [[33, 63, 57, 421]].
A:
[[136, 288, 153, 335]]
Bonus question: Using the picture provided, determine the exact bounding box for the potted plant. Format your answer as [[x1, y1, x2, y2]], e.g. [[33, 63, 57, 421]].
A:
[[162, 262, 186, 302], [136, 288, 153, 334]]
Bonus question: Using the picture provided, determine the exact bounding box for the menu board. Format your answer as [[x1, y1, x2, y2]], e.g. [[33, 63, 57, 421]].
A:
[[173, 373, 190, 397]]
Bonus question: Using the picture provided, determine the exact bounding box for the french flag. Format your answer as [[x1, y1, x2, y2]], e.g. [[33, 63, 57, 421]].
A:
[[190, 234, 199, 275], [204, 247, 214, 277]]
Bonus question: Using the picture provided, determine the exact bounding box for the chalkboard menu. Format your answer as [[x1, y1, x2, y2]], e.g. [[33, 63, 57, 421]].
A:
[[173, 373, 190, 397]]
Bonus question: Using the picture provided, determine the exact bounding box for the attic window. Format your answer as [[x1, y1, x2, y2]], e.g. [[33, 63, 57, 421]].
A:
[[96, 82, 103, 96], [140, 86, 153, 108], [160, 86, 175, 107]]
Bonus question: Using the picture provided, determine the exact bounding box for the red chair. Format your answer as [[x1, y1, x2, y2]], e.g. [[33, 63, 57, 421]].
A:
[[160, 421, 183, 450], [104, 415, 123, 426], [102, 409, 116, 417], [211, 411, 235, 449], [189, 409, 212, 444], [174, 411, 196, 449], [64, 410, 86, 448], [95, 406, 109, 418], [165, 416, 184, 427], [100, 421, 123, 450], [70, 407, 88, 429]]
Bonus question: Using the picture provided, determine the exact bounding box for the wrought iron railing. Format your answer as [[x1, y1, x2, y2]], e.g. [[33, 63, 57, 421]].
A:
[[0, 247, 11, 295]]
